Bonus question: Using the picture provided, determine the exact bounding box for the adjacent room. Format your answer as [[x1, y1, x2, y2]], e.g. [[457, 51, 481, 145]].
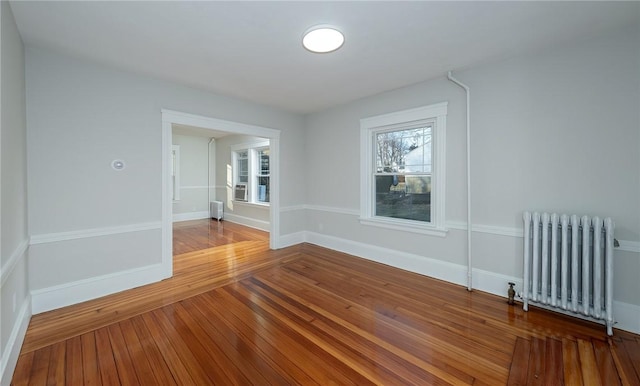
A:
[[170, 123, 271, 253], [1, 1, 639, 385]]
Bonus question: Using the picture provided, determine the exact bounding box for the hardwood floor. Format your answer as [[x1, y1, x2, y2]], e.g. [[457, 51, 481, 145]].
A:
[[173, 219, 269, 255], [12, 221, 640, 385]]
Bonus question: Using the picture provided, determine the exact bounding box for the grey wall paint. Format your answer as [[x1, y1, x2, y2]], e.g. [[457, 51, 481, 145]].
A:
[[172, 134, 211, 216], [304, 24, 640, 306], [1, 3, 28, 266], [1, 0, 29, 380], [25, 47, 304, 291], [460, 23, 640, 240]]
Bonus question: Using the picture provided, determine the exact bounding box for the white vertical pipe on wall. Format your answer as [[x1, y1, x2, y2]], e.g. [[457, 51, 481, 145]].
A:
[[604, 217, 614, 336], [207, 138, 214, 211], [523, 211, 531, 311], [447, 71, 472, 291]]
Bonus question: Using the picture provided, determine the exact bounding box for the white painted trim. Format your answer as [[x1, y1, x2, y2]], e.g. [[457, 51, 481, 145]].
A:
[[171, 145, 181, 201], [303, 207, 640, 250], [613, 301, 640, 334], [359, 217, 448, 237], [31, 263, 168, 314], [278, 231, 307, 248], [162, 109, 281, 138], [233, 201, 270, 210], [472, 267, 522, 299], [359, 102, 449, 129], [173, 211, 210, 222], [306, 231, 467, 287], [0, 295, 31, 386], [617, 240, 640, 253], [162, 109, 281, 255], [180, 185, 211, 190], [305, 204, 359, 216], [474, 224, 522, 238], [0, 238, 28, 286], [162, 118, 173, 278], [447, 221, 524, 238], [360, 102, 448, 233], [223, 213, 270, 232], [230, 139, 270, 152], [303, 230, 640, 335], [279, 204, 306, 213], [29, 222, 162, 245]]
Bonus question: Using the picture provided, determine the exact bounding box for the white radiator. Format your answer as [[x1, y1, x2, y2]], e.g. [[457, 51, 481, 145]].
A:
[[522, 212, 615, 335], [210, 201, 223, 221]]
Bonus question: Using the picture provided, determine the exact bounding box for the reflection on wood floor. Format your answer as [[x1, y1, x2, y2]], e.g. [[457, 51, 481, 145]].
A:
[[12, 220, 640, 385], [173, 218, 269, 255]]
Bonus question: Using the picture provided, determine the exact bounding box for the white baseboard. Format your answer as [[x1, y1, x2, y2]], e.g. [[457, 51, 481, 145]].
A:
[[277, 231, 306, 249], [0, 295, 31, 386], [172, 211, 210, 222], [305, 231, 468, 287], [224, 213, 270, 232], [303, 231, 640, 335], [614, 301, 640, 334], [31, 263, 168, 314]]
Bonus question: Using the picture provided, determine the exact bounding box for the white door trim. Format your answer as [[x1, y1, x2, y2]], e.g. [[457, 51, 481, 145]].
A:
[[161, 109, 281, 277]]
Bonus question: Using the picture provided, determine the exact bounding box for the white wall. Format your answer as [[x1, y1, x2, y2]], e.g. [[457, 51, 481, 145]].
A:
[[172, 133, 212, 221], [25, 46, 305, 312], [303, 24, 640, 331], [214, 134, 270, 231], [0, 2, 31, 384]]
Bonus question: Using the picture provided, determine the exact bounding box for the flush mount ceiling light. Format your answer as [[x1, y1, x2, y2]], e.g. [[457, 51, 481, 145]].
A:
[[302, 25, 344, 53]]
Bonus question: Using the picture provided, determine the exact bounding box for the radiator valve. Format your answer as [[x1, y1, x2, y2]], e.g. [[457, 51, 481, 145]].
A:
[[507, 282, 516, 305]]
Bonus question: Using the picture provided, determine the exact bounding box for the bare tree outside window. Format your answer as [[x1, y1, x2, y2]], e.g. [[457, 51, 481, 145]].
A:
[[374, 126, 432, 222]]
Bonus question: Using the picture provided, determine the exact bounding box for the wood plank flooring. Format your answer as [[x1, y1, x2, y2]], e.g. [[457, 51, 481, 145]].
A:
[[173, 219, 269, 255], [12, 220, 640, 385]]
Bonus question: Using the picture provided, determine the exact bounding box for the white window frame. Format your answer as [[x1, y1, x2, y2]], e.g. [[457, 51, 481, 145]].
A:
[[255, 147, 270, 204], [359, 102, 448, 237], [231, 140, 270, 206]]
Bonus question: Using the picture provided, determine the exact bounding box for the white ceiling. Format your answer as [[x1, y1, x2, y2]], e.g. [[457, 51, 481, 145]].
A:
[[10, 1, 639, 114]]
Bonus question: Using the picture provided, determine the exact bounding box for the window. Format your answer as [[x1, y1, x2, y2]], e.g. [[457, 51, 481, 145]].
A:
[[232, 140, 270, 205], [236, 150, 248, 184], [360, 102, 447, 236], [375, 126, 432, 222], [256, 148, 270, 203]]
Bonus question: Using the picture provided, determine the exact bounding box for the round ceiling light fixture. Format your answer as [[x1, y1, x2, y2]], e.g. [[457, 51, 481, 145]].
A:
[[302, 25, 344, 53]]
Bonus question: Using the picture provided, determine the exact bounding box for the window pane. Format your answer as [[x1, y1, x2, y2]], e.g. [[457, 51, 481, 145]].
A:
[[374, 174, 431, 222], [259, 149, 270, 175], [237, 150, 248, 183], [257, 176, 270, 203], [376, 126, 432, 173]]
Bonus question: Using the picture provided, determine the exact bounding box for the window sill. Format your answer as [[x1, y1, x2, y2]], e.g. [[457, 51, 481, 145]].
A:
[[233, 200, 270, 209], [359, 217, 448, 237]]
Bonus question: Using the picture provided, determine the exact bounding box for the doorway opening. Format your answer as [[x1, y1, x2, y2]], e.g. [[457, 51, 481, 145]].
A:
[[161, 109, 281, 278]]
